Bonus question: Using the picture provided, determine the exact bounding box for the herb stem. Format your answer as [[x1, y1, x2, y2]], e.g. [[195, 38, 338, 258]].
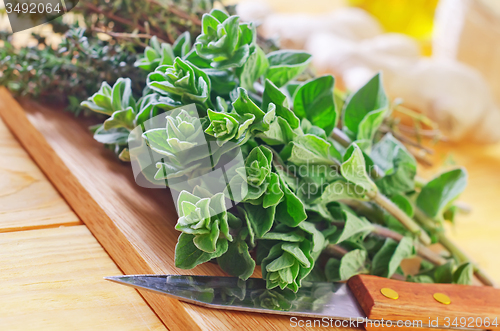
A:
[[414, 206, 496, 287], [331, 128, 351, 148], [397, 124, 445, 140], [92, 28, 165, 46], [83, 3, 147, 34], [145, 0, 202, 26], [438, 234, 497, 287], [368, 191, 432, 245], [380, 125, 434, 155], [82, 2, 173, 43], [413, 207, 439, 230], [324, 244, 348, 258], [407, 146, 434, 167], [414, 175, 427, 189], [394, 104, 438, 130], [372, 224, 446, 266], [340, 199, 385, 224], [330, 217, 445, 266]]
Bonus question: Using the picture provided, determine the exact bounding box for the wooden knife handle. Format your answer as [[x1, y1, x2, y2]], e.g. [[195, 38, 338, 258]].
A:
[[348, 275, 500, 330]]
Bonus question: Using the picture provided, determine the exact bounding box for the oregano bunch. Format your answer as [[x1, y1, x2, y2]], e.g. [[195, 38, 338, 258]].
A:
[[82, 9, 494, 290]]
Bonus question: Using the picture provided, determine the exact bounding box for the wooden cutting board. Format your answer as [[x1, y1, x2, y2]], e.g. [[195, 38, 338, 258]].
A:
[[0, 89, 360, 330], [0, 117, 165, 331]]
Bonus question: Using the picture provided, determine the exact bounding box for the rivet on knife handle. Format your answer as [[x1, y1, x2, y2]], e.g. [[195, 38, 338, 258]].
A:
[[380, 288, 399, 300], [433, 293, 451, 305]]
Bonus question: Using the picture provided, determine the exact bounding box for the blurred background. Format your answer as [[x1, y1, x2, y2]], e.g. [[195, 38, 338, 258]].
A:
[[1, 0, 500, 283]]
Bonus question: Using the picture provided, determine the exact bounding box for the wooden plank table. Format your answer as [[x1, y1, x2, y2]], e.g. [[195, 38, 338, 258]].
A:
[[0, 119, 81, 232], [0, 119, 166, 330]]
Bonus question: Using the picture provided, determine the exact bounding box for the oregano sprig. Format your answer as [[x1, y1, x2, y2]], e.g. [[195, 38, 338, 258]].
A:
[[80, 8, 493, 290]]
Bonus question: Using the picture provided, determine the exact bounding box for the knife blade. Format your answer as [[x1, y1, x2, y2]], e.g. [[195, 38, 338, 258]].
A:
[[104, 275, 495, 330], [105, 275, 365, 321]]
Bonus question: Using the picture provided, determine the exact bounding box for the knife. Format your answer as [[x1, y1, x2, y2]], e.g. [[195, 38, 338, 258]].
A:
[[105, 274, 500, 330]]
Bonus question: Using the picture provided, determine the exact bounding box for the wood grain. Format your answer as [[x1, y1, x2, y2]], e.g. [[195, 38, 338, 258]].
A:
[[0, 225, 166, 331], [0, 90, 362, 330], [0, 119, 81, 232], [349, 275, 500, 329]]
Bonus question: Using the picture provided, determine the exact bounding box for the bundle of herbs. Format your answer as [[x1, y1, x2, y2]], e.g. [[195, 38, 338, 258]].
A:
[[0, 0, 214, 113], [80, 9, 493, 291], [0, 27, 143, 113]]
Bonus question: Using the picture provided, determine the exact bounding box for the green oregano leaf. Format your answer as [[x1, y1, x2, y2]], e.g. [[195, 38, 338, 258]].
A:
[[262, 240, 314, 292], [217, 238, 256, 280], [390, 194, 414, 217], [325, 249, 367, 281], [103, 107, 136, 131], [172, 31, 191, 58], [371, 237, 415, 278], [265, 50, 312, 88], [371, 134, 416, 196], [263, 173, 284, 208], [276, 175, 307, 227], [238, 46, 269, 91], [338, 249, 367, 280], [175, 233, 228, 269], [341, 144, 378, 193], [343, 73, 388, 138], [293, 75, 337, 136], [261, 231, 305, 242], [241, 203, 276, 238], [316, 180, 369, 204], [410, 275, 435, 284], [262, 79, 300, 129], [298, 221, 326, 256], [417, 168, 468, 219], [357, 108, 387, 143], [93, 125, 129, 145], [331, 211, 374, 244], [288, 134, 337, 166], [238, 207, 256, 247], [232, 87, 266, 124], [193, 219, 220, 253], [434, 261, 454, 283], [452, 262, 474, 285]]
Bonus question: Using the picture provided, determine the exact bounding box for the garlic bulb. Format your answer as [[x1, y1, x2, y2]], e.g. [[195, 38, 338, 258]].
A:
[[386, 59, 500, 143], [261, 8, 383, 48], [235, 0, 274, 24], [305, 32, 420, 77]]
